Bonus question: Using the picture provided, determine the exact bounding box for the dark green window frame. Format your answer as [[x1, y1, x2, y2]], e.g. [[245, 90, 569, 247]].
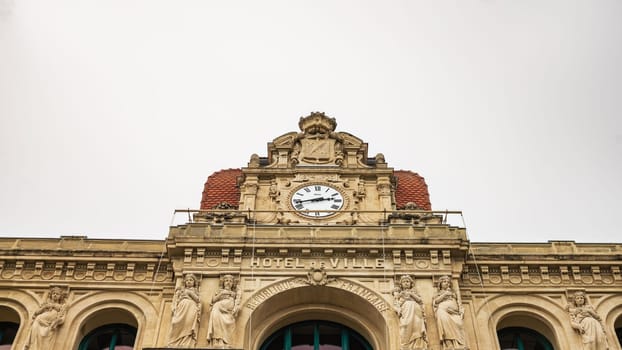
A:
[[260, 320, 372, 350], [78, 323, 136, 350], [497, 326, 554, 350]]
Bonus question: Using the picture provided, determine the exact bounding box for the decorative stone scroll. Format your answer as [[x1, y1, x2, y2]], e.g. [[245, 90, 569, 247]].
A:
[[245, 277, 389, 312], [24, 285, 69, 350]]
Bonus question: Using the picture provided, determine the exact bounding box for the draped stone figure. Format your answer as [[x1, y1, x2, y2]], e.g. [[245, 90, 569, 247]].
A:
[[24, 286, 67, 350], [167, 273, 201, 348], [207, 274, 241, 348], [393, 275, 428, 350], [567, 291, 609, 350], [432, 276, 467, 350]]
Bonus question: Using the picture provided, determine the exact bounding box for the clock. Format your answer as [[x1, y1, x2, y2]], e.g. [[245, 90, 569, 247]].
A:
[[290, 184, 345, 218]]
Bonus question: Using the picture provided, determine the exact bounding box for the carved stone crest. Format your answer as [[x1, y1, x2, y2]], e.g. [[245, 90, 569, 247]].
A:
[[299, 138, 336, 164], [291, 112, 344, 166], [302, 266, 335, 286]]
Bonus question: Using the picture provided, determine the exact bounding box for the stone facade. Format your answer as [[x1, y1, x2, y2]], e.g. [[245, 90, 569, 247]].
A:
[[1, 113, 621, 350]]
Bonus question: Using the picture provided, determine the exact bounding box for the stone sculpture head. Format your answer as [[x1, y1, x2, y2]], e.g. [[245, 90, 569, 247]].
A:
[[399, 275, 414, 289], [184, 273, 197, 288], [437, 275, 451, 290], [572, 291, 587, 307], [221, 274, 236, 290], [48, 286, 66, 303]]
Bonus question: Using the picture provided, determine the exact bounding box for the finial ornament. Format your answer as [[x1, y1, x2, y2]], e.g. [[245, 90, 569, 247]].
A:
[[298, 111, 337, 134]]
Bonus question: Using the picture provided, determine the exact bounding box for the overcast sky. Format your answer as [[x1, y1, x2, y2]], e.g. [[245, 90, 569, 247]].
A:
[[1, 0, 621, 243]]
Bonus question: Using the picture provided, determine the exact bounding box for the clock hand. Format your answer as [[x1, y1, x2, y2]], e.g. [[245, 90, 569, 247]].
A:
[[294, 197, 332, 204]]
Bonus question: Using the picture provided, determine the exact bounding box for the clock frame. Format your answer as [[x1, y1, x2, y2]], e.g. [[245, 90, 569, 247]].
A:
[[289, 183, 346, 218]]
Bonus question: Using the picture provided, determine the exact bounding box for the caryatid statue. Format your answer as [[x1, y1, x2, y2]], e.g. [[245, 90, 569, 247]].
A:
[[24, 286, 68, 350], [393, 275, 428, 350], [207, 274, 241, 348], [567, 291, 609, 350], [432, 275, 467, 350]]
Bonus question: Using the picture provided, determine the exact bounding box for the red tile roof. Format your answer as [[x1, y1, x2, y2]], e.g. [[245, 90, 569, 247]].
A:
[[200, 169, 242, 210], [200, 169, 431, 210], [394, 170, 431, 210]]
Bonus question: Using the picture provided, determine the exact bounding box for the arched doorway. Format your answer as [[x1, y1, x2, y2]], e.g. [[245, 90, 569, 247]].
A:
[[260, 321, 372, 350], [78, 323, 136, 350], [497, 327, 554, 350], [245, 282, 388, 350]]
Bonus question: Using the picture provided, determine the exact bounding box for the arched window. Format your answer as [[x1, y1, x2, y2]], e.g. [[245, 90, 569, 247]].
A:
[[0, 322, 19, 350], [497, 327, 554, 350], [260, 321, 372, 350], [78, 323, 136, 350]]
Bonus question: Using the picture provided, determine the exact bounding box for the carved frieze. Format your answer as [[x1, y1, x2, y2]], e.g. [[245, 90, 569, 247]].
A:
[[462, 264, 621, 286], [0, 259, 172, 283]]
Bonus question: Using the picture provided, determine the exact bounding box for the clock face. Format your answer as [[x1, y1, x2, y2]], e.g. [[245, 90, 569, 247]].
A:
[[290, 184, 345, 218]]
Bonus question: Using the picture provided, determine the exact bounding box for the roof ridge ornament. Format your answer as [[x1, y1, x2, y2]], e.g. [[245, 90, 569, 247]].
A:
[[298, 111, 337, 135]]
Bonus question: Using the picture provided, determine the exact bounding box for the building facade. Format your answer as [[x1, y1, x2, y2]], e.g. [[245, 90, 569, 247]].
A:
[[1, 113, 621, 350]]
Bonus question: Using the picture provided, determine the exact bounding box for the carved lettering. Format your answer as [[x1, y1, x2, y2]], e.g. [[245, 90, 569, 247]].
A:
[[246, 278, 388, 312], [246, 280, 296, 310], [247, 257, 386, 269], [295, 258, 304, 268]]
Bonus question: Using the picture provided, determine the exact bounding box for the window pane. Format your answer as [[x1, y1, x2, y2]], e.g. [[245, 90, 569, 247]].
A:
[[291, 324, 314, 350], [261, 321, 372, 350], [263, 333, 285, 350], [93, 333, 113, 350], [0, 322, 19, 345], [497, 327, 553, 350], [117, 329, 136, 346], [349, 335, 370, 350], [319, 324, 341, 348], [80, 324, 137, 350]]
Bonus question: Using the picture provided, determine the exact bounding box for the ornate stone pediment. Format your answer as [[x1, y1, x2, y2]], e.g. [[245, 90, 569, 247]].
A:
[[265, 112, 369, 168]]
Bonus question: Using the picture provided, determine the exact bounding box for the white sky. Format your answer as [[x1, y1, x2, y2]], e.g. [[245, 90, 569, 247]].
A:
[[1, 0, 621, 243]]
